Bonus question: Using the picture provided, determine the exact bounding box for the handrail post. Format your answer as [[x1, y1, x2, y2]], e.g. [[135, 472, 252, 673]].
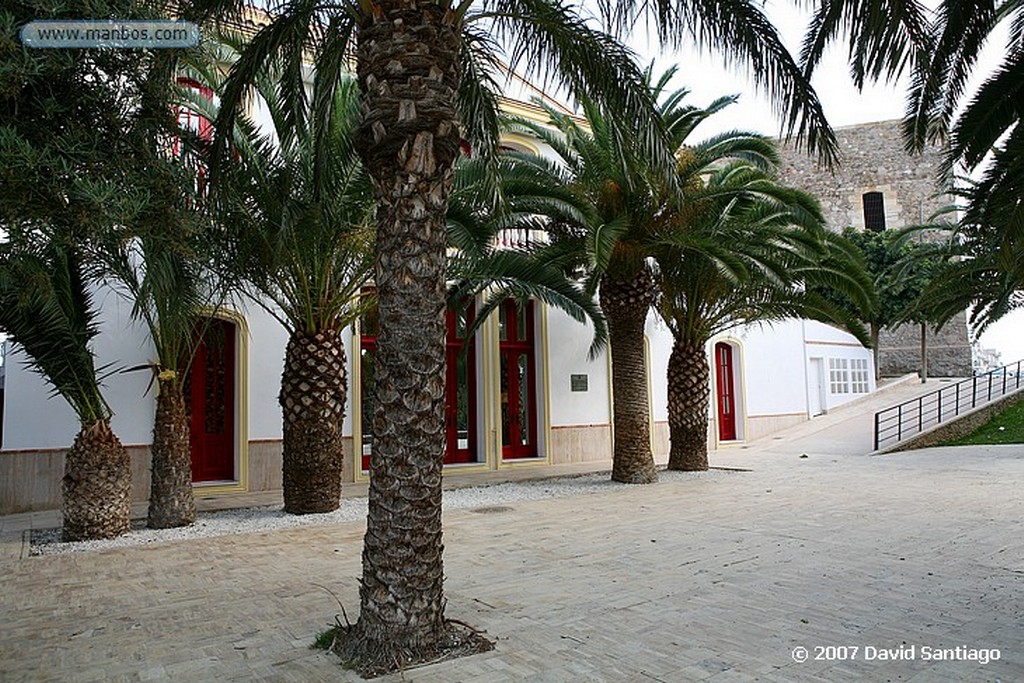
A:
[[955, 382, 960, 415], [918, 396, 923, 433], [988, 373, 993, 402], [937, 387, 943, 423], [897, 404, 903, 441], [874, 412, 880, 451], [973, 376, 978, 408], [1004, 366, 1009, 395]]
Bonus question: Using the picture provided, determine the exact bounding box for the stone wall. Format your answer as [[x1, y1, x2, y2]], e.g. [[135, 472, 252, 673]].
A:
[[778, 120, 972, 377], [878, 319, 973, 377]]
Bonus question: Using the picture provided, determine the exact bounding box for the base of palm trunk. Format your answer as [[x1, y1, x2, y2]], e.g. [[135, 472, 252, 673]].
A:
[[327, 620, 493, 679], [148, 381, 196, 529], [282, 419, 344, 514], [611, 450, 659, 483], [667, 426, 709, 471], [62, 421, 132, 542], [665, 340, 711, 472]]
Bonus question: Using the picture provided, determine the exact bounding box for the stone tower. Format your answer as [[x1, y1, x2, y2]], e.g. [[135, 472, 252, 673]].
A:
[[778, 120, 973, 377]]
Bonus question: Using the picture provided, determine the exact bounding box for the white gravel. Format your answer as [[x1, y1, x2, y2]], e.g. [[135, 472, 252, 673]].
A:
[[30, 469, 732, 556]]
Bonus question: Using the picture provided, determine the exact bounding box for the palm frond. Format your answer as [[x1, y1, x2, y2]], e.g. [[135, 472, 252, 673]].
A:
[[0, 239, 110, 423]]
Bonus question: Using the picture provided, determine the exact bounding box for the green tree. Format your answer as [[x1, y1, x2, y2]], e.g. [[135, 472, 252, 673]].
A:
[[812, 227, 938, 379], [196, 0, 838, 668], [0, 0, 176, 540], [897, 182, 1023, 339]]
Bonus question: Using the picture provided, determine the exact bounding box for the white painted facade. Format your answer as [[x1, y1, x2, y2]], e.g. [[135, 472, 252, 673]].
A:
[[0, 300, 874, 448], [0, 91, 878, 511], [0, 280, 875, 517]]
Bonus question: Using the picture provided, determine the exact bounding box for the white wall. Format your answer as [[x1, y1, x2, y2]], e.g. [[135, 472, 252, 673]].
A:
[[544, 307, 611, 426], [646, 312, 672, 422], [3, 287, 158, 449], [803, 320, 876, 411], [235, 300, 289, 441], [721, 319, 809, 418], [0, 290, 300, 451]]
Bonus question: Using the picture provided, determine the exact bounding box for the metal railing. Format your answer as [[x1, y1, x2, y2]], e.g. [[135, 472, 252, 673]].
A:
[[873, 359, 1024, 451]]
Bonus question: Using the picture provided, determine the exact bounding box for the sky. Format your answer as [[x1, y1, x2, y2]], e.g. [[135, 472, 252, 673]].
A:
[[618, 1, 1023, 366]]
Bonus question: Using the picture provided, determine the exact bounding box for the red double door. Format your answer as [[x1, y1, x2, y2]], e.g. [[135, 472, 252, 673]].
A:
[[185, 318, 237, 482], [499, 301, 537, 460], [359, 299, 539, 470]]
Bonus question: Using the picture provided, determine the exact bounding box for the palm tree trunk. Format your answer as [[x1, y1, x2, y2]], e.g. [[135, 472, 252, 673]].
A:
[[600, 269, 658, 484], [280, 329, 347, 514], [343, 1, 468, 669], [666, 339, 710, 471], [62, 420, 132, 541], [147, 376, 196, 529]]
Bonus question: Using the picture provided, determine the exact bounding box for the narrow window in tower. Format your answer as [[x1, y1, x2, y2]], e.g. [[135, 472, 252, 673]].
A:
[[862, 192, 886, 232]]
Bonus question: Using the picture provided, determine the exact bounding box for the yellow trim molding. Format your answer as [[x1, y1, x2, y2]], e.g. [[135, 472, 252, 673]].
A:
[[192, 307, 250, 495]]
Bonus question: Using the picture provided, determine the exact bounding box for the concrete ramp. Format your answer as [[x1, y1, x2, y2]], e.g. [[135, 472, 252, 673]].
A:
[[712, 375, 967, 464]]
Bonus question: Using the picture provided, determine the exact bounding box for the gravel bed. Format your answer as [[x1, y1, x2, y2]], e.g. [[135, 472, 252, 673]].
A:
[[30, 469, 731, 556]]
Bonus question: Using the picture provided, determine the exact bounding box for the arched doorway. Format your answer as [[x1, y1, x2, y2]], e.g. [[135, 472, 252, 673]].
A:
[[185, 317, 237, 482], [714, 342, 737, 442]]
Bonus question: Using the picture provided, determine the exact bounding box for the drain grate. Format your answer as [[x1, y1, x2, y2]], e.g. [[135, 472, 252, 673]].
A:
[[469, 506, 513, 514]]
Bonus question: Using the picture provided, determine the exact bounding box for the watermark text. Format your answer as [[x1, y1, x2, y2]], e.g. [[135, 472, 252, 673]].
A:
[[791, 644, 1001, 665], [20, 20, 199, 49]]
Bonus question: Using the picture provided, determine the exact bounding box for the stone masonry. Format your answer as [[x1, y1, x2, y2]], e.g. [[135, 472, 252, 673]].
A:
[[778, 120, 973, 377]]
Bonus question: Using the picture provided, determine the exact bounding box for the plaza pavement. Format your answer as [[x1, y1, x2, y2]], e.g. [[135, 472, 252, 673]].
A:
[[1, 377, 1022, 682]]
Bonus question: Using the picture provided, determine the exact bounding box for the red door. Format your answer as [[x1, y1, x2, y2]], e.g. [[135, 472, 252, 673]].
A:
[[500, 301, 538, 459], [186, 318, 236, 482], [715, 342, 737, 442]]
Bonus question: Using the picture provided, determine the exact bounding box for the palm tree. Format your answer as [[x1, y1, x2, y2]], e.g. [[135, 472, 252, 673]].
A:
[[92, 70, 230, 529], [0, 237, 132, 541], [188, 0, 839, 668], [654, 159, 872, 470], [98, 208, 210, 530], [195, 45, 376, 515], [0, 0, 174, 541], [507, 70, 783, 483], [508, 98, 671, 484]]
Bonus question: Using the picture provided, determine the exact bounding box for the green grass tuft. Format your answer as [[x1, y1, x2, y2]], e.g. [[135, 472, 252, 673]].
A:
[[312, 626, 341, 651], [944, 396, 1024, 445]]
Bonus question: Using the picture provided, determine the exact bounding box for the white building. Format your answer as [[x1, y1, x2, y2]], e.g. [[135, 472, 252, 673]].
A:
[[0, 99, 876, 515], [0, 290, 874, 515]]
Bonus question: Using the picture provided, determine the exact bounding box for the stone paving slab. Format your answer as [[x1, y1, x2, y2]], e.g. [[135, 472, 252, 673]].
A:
[[2, 444, 1023, 682]]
